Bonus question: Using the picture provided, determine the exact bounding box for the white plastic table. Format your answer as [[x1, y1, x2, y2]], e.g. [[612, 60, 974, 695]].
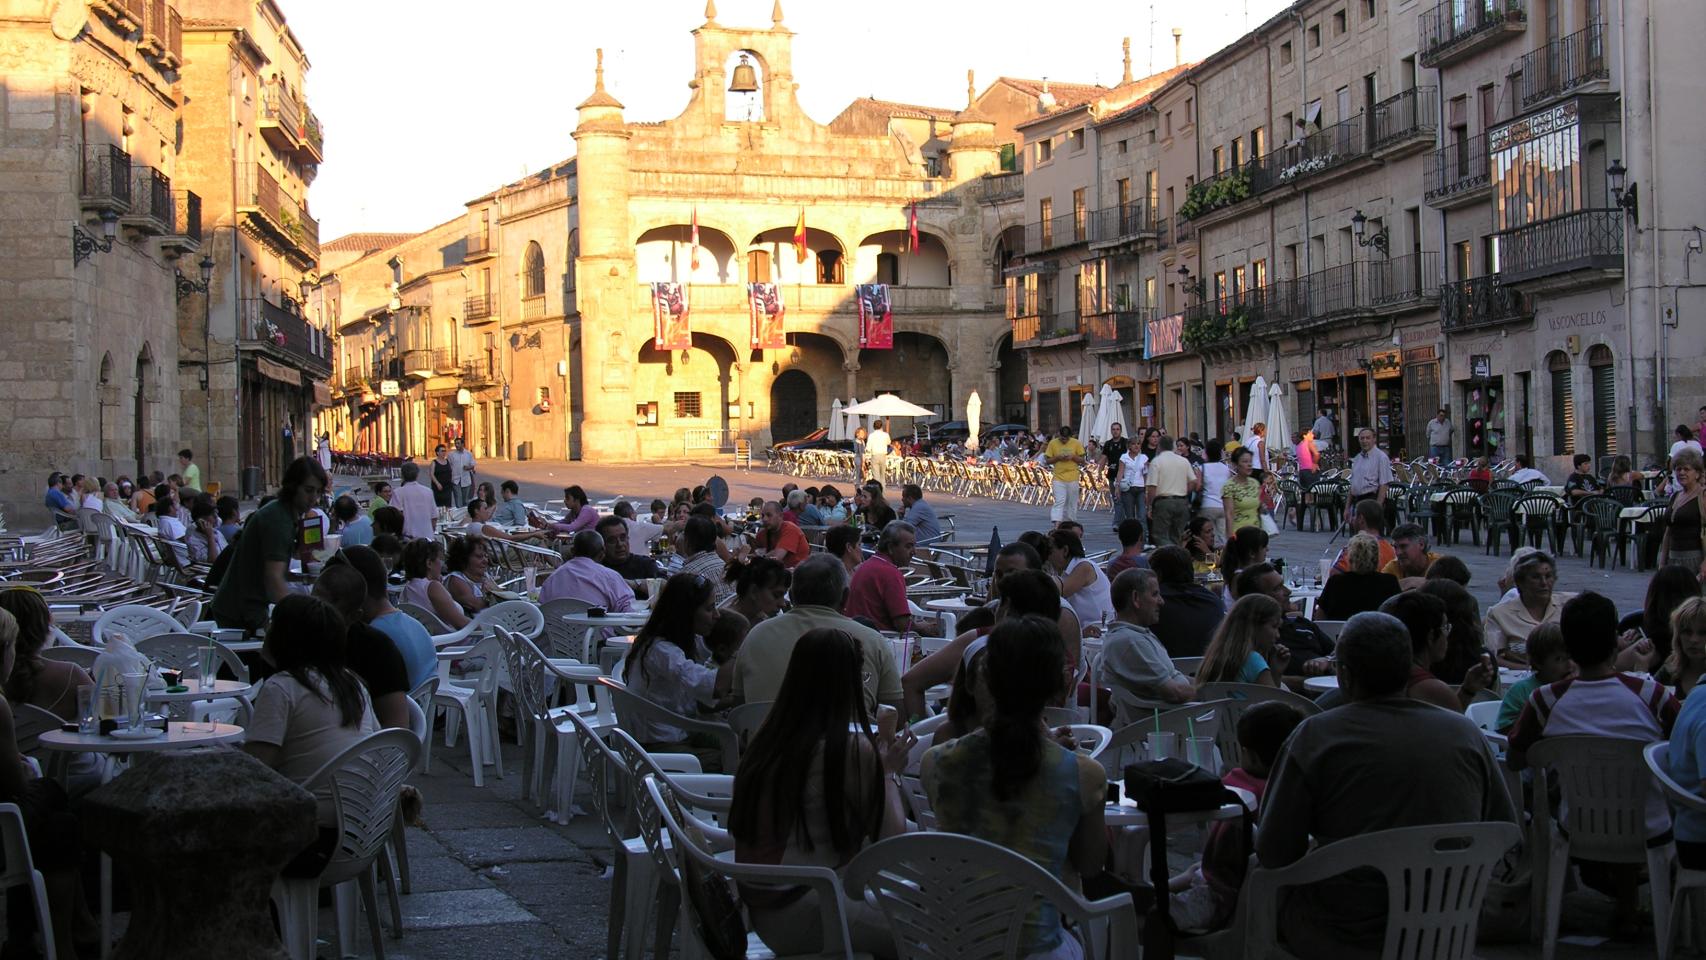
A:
[[923, 596, 983, 616], [145, 679, 252, 703], [561, 611, 652, 663]]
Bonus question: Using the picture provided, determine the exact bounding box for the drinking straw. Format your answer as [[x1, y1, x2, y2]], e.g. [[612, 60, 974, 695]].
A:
[[1153, 708, 1161, 735], [1187, 716, 1196, 740]]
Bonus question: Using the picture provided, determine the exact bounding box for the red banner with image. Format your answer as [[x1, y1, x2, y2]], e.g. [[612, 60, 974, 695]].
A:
[[651, 282, 691, 350], [748, 282, 785, 350], [857, 283, 893, 349]]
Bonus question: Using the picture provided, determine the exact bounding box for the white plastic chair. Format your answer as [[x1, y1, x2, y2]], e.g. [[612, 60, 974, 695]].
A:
[[0, 803, 56, 960], [432, 635, 503, 787], [540, 597, 595, 661], [1645, 741, 1706, 959], [1062, 723, 1113, 760], [1099, 700, 1230, 777], [474, 599, 545, 642], [843, 831, 1138, 960], [378, 695, 432, 935], [611, 730, 724, 960], [646, 775, 864, 960], [1528, 735, 1674, 960], [1464, 699, 1509, 750], [1182, 821, 1522, 960], [903, 714, 950, 773], [494, 626, 610, 823], [91, 604, 183, 646], [41, 647, 98, 672], [398, 602, 450, 636], [598, 676, 739, 774], [567, 710, 657, 960], [272, 729, 420, 960], [406, 677, 439, 773], [726, 700, 773, 754]]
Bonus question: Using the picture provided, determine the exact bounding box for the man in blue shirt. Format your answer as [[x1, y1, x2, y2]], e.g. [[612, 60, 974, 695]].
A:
[[492, 480, 531, 527], [334, 495, 374, 547], [899, 484, 941, 541], [785, 488, 824, 526], [44, 472, 76, 527], [336, 544, 437, 689]]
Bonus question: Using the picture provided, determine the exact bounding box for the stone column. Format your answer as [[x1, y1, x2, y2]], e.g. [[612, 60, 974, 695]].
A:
[[82, 750, 318, 960]]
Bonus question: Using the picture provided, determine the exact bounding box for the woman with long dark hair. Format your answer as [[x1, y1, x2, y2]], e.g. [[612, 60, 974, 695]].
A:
[[244, 594, 378, 796], [724, 556, 791, 625], [1217, 525, 1270, 595], [0, 587, 93, 724], [1196, 593, 1287, 687], [731, 628, 911, 957], [622, 572, 732, 757], [1615, 563, 1702, 673], [923, 615, 1107, 960]]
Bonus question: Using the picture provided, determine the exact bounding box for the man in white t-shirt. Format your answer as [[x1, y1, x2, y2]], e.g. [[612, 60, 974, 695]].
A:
[[448, 439, 476, 508], [1198, 437, 1232, 533], [866, 419, 892, 488], [1507, 455, 1549, 485]]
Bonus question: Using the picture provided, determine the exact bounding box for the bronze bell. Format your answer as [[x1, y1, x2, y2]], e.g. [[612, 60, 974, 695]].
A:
[[728, 54, 759, 93]]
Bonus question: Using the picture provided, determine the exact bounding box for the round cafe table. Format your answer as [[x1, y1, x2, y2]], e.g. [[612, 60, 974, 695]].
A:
[[924, 596, 983, 616], [145, 679, 253, 704], [37, 721, 247, 959], [561, 610, 653, 662]]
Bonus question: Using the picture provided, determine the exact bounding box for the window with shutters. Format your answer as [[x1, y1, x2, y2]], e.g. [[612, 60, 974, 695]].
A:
[[1589, 346, 1616, 456], [1548, 352, 1575, 455]]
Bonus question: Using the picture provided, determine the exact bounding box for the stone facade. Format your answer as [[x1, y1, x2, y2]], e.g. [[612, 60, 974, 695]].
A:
[[175, 0, 327, 496], [1002, 0, 1705, 478], [0, 0, 190, 523]]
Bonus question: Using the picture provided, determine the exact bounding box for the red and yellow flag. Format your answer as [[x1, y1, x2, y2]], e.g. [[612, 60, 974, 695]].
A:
[[793, 207, 808, 264]]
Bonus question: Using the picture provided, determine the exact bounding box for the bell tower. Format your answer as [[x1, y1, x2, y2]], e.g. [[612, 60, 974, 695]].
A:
[[571, 49, 636, 458], [687, 0, 799, 127]]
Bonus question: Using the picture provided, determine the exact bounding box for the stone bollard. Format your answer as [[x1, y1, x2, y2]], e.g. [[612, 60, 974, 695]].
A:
[[81, 748, 318, 960]]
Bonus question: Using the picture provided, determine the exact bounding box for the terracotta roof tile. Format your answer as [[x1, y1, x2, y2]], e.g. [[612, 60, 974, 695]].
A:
[[828, 97, 961, 134], [320, 232, 418, 254]]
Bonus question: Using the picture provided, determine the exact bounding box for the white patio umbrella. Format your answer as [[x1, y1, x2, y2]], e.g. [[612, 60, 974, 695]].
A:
[[1095, 383, 1128, 443], [1266, 381, 1291, 473], [843, 393, 937, 417], [1242, 375, 1270, 443], [1077, 389, 1098, 441], [966, 391, 983, 450], [844, 396, 862, 439], [828, 398, 845, 441]]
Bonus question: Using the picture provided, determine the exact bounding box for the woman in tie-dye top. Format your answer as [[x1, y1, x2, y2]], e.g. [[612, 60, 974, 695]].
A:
[[921, 615, 1107, 959]]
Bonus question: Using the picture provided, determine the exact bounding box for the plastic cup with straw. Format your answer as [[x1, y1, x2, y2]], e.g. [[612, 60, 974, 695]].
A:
[[1147, 707, 1176, 761]]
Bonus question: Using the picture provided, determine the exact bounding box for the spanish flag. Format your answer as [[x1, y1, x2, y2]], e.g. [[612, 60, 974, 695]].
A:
[[793, 206, 808, 264]]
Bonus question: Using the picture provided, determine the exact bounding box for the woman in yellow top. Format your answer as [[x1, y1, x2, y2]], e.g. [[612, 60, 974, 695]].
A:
[[1221, 446, 1263, 539]]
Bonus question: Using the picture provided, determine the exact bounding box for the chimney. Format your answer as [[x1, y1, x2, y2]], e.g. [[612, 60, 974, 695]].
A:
[[1172, 27, 1183, 68]]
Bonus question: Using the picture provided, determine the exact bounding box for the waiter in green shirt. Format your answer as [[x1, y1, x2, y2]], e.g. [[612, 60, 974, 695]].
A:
[[210, 456, 328, 633]]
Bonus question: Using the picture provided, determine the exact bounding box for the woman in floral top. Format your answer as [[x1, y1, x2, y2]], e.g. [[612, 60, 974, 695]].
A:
[[1221, 446, 1262, 540]]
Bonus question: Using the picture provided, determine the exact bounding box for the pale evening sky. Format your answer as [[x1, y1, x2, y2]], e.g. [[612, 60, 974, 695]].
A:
[[286, 0, 1292, 240]]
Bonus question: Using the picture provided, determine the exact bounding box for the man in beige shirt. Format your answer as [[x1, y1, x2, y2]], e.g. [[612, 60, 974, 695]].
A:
[[1145, 435, 1198, 546], [733, 554, 903, 713]]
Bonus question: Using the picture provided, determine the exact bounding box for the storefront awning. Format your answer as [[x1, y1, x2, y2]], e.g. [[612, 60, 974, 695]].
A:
[[311, 381, 333, 406], [255, 357, 301, 386]]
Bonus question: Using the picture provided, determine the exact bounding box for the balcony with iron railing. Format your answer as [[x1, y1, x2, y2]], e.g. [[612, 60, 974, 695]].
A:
[[371, 357, 402, 383], [1514, 22, 1610, 111], [1419, 0, 1527, 68], [1254, 115, 1368, 192], [341, 363, 368, 389], [160, 190, 202, 255], [119, 165, 172, 234], [80, 144, 131, 215], [261, 80, 304, 151], [1011, 309, 1082, 346], [1495, 209, 1624, 284], [464, 293, 496, 323], [431, 349, 460, 375], [137, 0, 166, 56], [1369, 86, 1439, 157], [1024, 212, 1088, 253], [1424, 133, 1491, 207], [400, 348, 434, 379], [1090, 202, 1160, 244], [460, 358, 496, 385], [1369, 251, 1443, 307], [240, 297, 333, 375], [1439, 275, 1533, 331], [301, 110, 324, 164], [165, 7, 182, 67], [1085, 309, 1155, 352], [237, 164, 319, 264]]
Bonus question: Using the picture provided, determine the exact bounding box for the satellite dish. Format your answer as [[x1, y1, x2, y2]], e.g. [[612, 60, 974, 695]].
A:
[[706, 475, 730, 509]]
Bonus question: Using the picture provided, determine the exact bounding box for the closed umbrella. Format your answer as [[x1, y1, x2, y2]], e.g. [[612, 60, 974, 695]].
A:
[[1099, 384, 1127, 442], [966, 391, 982, 450], [1266, 381, 1291, 474], [1242, 375, 1269, 443], [844, 397, 862, 440], [828, 398, 845, 441], [1078, 389, 1098, 442]]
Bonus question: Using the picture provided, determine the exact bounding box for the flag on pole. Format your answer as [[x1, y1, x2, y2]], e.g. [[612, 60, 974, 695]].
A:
[[689, 207, 701, 272], [908, 202, 919, 254], [793, 207, 808, 265]]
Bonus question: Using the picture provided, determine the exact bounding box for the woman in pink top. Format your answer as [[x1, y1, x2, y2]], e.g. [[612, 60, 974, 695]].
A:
[[1295, 430, 1319, 487]]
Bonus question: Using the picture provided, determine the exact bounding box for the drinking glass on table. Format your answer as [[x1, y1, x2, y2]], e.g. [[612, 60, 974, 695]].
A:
[[122, 671, 147, 728]]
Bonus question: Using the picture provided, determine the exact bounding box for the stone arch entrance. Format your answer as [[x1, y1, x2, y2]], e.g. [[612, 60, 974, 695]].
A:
[[769, 369, 817, 443], [134, 344, 154, 478]]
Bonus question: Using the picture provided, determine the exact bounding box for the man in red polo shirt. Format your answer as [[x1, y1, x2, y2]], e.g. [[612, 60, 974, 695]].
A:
[[753, 500, 810, 568], [846, 519, 917, 632]]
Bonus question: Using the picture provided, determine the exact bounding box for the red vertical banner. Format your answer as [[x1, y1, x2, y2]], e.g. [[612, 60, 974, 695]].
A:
[[651, 282, 691, 350], [748, 282, 785, 349], [857, 283, 893, 349]]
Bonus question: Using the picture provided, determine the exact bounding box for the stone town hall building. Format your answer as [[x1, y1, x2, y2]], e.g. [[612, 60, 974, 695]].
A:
[[324, 3, 1097, 461]]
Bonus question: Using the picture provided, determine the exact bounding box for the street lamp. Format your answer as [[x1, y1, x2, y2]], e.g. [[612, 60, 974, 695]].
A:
[[1607, 159, 1639, 223], [72, 209, 119, 267], [1350, 210, 1390, 257], [175, 253, 214, 302]]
